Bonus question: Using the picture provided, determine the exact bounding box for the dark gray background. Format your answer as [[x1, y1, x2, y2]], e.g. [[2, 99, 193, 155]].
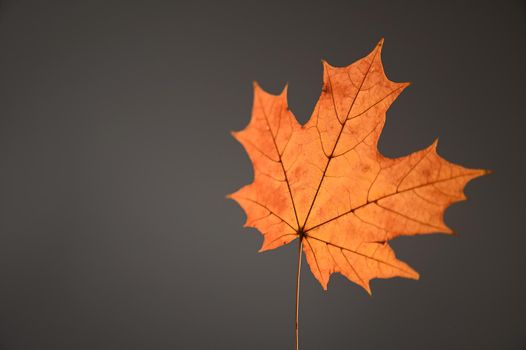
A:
[[0, 0, 523, 349]]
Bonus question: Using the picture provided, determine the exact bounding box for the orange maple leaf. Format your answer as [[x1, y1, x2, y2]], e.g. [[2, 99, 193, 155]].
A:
[[228, 39, 488, 294]]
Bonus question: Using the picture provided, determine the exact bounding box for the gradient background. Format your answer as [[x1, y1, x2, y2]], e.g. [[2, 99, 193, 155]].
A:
[[0, 1, 524, 349]]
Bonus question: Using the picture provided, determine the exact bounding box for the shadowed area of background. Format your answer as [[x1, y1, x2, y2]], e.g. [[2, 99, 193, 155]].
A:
[[0, 1, 524, 349]]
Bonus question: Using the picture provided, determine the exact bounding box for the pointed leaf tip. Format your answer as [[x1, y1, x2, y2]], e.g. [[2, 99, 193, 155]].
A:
[[280, 83, 289, 96]]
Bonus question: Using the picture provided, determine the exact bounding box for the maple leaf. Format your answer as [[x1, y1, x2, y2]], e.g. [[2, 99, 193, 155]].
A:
[[228, 39, 487, 294]]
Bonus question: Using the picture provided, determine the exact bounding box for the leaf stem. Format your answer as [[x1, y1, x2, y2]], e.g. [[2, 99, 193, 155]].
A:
[[295, 237, 303, 350]]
